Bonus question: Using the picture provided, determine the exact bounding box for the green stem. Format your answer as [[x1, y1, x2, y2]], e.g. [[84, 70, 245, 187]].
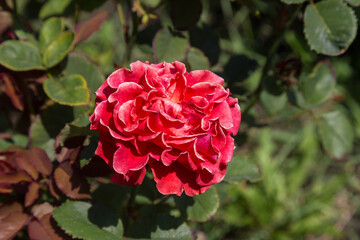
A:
[[125, 9, 139, 63], [242, 5, 302, 116], [124, 185, 138, 234], [154, 195, 171, 205], [128, 185, 138, 207], [74, 3, 81, 24], [12, 0, 17, 15], [22, 80, 35, 122]]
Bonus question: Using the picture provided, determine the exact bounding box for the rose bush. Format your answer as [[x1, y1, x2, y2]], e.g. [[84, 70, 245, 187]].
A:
[[90, 61, 241, 196]]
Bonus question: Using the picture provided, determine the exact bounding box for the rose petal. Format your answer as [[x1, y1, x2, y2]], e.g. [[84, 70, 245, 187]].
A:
[[113, 143, 149, 174], [190, 96, 209, 109], [185, 70, 224, 87], [211, 124, 226, 152], [110, 167, 146, 185], [220, 135, 235, 163], [94, 80, 113, 102], [196, 134, 218, 162], [227, 97, 241, 135], [172, 61, 186, 74], [107, 61, 146, 88], [95, 138, 117, 165], [150, 161, 209, 196], [208, 102, 233, 129], [196, 163, 227, 187], [108, 82, 143, 104], [90, 100, 112, 128], [167, 74, 186, 103], [161, 148, 183, 166]]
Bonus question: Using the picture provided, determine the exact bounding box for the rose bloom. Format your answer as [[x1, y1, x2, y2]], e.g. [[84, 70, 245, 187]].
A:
[[89, 61, 241, 196]]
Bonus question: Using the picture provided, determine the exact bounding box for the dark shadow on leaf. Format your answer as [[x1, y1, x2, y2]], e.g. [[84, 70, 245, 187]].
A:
[[189, 25, 220, 65], [137, 24, 162, 46], [128, 204, 185, 238], [225, 55, 258, 83], [174, 194, 195, 220], [41, 104, 74, 138], [82, 156, 112, 178], [92, 183, 131, 215], [87, 201, 119, 228]]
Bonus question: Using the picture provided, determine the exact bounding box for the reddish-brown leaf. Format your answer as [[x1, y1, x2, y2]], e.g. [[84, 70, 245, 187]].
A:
[[0, 11, 13, 35], [31, 203, 54, 220], [55, 135, 84, 163], [0, 202, 23, 219], [0, 73, 24, 111], [0, 157, 15, 173], [48, 177, 62, 200], [53, 162, 91, 199], [0, 171, 32, 184], [0, 210, 29, 240], [15, 152, 39, 180], [25, 181, 41, 207], [28, 147, 53, 176], [74, 10, 108, 45], [28, 220, 52, 240], [0, 133, 12, 140], [28, 213, 73, 240], [0, 185, 12, 194]]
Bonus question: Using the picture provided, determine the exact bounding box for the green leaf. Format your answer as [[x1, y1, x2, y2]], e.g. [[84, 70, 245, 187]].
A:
[[39, 17, 64, 52], [175, 187, 219, 222], [0, 40, 44, 71], [304, 0, 357, 55], [150, 220, 192, 239], [260, 91, 287, 114], [345, 0, 360, 6], [187, 47, 210, 71], [39, 0, 72, 19], [12, 134, 29, 147], [59, 124, 92, 146], [189, 26, 220, 65], [299, 62, 335, 106], [74, 11, 108, 45], [92, 184, 131, 215], [53, 201, 124, 240], [129, 207, 193, 240], [153, 28, 188, 63], [318, 110, 354, 159], [224, 155, 262, 183], [140, 0, 161, 8], [281, 0, 306, 4], [29, 105, 74, 159], [171, 0, 202, 30], [30, 117, 57, 161], [43, 74, 89, 106], [43, 31, 74, 68], [14, 29, 38, 47], [224, 55, 259, 84], [63, 53, 104, 98]]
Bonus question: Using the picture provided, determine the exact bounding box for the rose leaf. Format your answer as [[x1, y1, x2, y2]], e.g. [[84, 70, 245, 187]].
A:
[[52, 201, 124, 240], [43, 74, 90, 106], [0, 40, 44, 71], [304, 0, 357, 55]]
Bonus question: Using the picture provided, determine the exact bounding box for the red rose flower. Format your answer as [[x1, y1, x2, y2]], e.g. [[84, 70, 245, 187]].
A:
[[89, 61, 241, 196]]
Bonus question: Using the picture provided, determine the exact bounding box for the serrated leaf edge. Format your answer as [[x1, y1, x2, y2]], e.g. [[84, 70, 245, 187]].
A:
[[43, 74, 90, 106], [0, 40, 45, 71], [303, 0, 358, 56]]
